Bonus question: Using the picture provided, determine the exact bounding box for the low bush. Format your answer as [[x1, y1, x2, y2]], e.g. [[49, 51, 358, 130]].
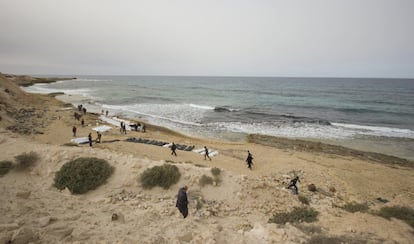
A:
[[341, 202, 369, 213], [298, 195, 310, 205], [211, 167, 221, 176], [0, 160, 14, 176], [376, 206, 414, 228], [140, 164, 181, 189], [199, 175, 214, 186], [54, 157, 114, 194], [268, 207, 319, 224], [14, 151, 39, 170]]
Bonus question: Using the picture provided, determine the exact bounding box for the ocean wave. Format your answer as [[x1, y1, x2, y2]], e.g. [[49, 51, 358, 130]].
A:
[[23, 85, 92, 96], [208, 121, 356, 139], [332, 123, 414, 139], [214, 106, 240, 112], [102, 103, 206, 126], [189, 104, 214, 110]]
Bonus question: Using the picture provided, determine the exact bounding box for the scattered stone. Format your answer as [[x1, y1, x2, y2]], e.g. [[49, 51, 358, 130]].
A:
[[38, 217, 50, 227], [11, 227, 38, 244], [111, 212, 125, 223], [15, 191, 31, 199], [307, 184, 317, 192], [0, 223, 19, 231], [329, 186, 336, 193], [178, 232, 193, 242]]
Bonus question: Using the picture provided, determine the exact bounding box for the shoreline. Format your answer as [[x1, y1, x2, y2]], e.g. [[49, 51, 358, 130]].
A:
[[54, 93, 414, 163]]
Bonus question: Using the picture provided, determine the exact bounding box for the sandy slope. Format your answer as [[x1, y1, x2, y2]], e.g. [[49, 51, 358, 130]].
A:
[[0, 74, 413, 243]]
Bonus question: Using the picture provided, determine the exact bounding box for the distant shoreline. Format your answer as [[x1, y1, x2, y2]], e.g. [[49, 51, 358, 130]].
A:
[[2, 73, 76, 87]]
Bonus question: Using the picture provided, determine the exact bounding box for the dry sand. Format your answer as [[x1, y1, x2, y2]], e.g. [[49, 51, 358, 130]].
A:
[[1, 74, 413, 243]]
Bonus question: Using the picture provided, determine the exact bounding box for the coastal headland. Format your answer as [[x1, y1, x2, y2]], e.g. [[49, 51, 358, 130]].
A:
[[0, 73, 413, 243]]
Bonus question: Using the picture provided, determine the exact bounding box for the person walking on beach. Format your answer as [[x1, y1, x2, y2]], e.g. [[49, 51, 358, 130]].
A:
[[120, 122, 124, 134], [96, 131, 102, 143], [81, 118, 85, 127], [176, 186, 189, 218], [204, 146, 211, 161], [105, 110, 109, 117], [72, 126, 77, 137], [88, 132, 93, 147], [246, 150, 253, 170], [171, 142, 177, 156], [122, 123, 127, 134], [287, 176, 300, 194]]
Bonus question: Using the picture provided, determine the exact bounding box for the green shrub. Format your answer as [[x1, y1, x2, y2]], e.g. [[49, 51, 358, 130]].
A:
[[0, 160, 14, 176], [140, 164, 181, 189], [341, 202, 369, 213], [376, 206, 414, 228], [211, 167, 221, 176], [268, 207, 319, 224], [14, 151, 39, 170], [54, 157, 114, 194], [298, 195, 310, 205], [199, 175, 214, 186]]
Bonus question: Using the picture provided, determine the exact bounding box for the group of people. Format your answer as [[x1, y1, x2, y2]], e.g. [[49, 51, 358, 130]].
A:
[[175, 149, 301, 218], [170, 143, 211, 161], [175, 176, 301, 219]]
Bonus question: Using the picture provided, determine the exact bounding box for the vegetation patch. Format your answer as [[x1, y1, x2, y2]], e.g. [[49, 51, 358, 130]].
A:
[[54, 157, 114, 194], [376, 206, 414, 228], [199, 175, 214, 186], [268, 207, 319, 224], [211, 167, 221, 176], [298, 195, 310, 205], [14, 151, 40, 170], [0, 160, 14, 176], [341, 202, 369, 213], [140, 164, 181, 189]]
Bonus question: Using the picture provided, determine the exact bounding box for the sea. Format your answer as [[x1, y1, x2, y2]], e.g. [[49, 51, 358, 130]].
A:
[[23, 76, 414, 160]]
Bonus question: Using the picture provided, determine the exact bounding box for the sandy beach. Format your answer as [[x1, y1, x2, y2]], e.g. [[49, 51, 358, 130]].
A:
[[1, 74, 414, 243]]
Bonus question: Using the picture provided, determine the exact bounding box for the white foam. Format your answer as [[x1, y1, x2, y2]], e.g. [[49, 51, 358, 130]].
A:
[[332, 123, 414, 139], [189, 104, 214, 110], [102, 103, 206, 126]]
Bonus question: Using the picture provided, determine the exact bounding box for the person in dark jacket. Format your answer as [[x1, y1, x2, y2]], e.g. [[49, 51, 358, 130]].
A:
[[88, 132, 93, 147], [287, 176, 300, 194], [171, 142, 177, 156], [246, 150, 253, 170], [176, 186, 189, 218], [72, 126, 77, 137], [204, 146, 211, 161]]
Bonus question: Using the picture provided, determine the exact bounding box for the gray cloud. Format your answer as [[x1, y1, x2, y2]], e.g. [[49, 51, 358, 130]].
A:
[[0, 0, 413, 77]]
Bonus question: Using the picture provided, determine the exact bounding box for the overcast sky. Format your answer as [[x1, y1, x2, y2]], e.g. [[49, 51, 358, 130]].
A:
[[0, 0, 413, 78]]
